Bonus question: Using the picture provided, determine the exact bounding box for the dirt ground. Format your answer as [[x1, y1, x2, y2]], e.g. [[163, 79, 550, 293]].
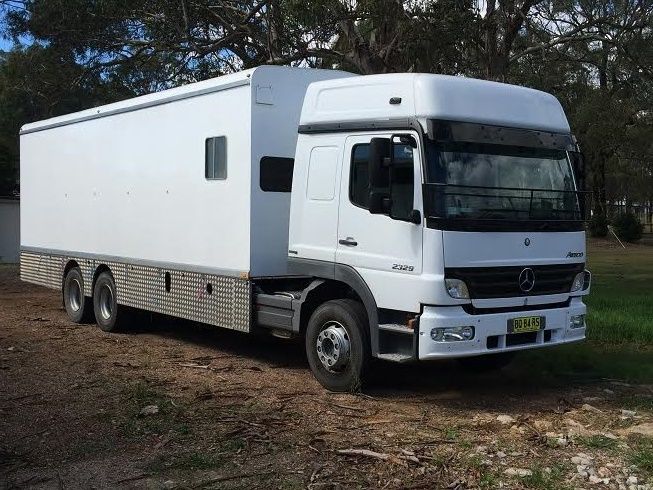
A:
[[1, 265, 651, 490]]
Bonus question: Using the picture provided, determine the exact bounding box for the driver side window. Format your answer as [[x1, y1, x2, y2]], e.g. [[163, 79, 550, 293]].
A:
[[349, 142, 415, 220]]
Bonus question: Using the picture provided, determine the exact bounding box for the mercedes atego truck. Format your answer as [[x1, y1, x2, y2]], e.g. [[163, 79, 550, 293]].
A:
[[20, 66, 591, 391]]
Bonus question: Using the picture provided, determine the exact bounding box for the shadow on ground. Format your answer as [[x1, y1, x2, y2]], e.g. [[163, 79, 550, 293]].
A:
[[123, 309, 653, 408]]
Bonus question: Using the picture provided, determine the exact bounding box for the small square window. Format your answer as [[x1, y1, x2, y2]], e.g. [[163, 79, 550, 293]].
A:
[[260, 157, 294, 192], [205, 137, 227, 180]]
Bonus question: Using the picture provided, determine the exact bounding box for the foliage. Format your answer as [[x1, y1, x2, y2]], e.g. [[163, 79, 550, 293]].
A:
[[0, 0, 651, 201], [612, 213, 644, 242], [0, 44, 133, 194], [589, 214, 609, 238]]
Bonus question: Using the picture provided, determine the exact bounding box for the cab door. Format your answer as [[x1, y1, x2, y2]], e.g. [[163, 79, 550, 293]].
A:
[[335, 132, 424, 312]]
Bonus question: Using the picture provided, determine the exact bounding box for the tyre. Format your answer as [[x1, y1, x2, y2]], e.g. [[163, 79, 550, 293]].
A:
[[457, 352, 516, 372], [63, 267, 93, 323], [93, 271, 129, 332], [305, 299, 370, 392]]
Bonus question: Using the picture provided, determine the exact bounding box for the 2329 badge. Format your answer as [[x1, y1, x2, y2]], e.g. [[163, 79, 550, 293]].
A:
[[392, 264, 414, 272]]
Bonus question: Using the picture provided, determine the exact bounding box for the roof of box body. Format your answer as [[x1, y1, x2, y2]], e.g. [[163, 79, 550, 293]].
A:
[[299, 73, 571, 134], [20, 66, 354, 135]]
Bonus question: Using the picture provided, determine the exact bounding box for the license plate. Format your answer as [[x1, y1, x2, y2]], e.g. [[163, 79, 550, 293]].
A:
[[507, 316, 546, 334]]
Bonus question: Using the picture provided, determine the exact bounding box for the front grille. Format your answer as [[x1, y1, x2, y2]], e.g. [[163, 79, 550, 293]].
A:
[[462, 299, 571, 315], [446, 263, 584, 299]]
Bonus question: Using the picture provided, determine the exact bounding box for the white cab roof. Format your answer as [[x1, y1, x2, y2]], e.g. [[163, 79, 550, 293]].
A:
[[300, 73, 570, 133]]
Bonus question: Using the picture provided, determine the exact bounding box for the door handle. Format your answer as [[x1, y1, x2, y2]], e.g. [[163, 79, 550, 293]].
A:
[[339, 237, 358, 247]]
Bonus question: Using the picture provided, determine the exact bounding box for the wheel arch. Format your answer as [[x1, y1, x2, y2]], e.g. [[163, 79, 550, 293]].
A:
[[61, 259, 80, 292], [297, 280, 360, 333], [91, 264, 113, 294], [290, 258, 380, 356]]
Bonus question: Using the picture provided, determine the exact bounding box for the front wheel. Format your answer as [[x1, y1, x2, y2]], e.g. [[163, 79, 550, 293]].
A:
[[305, 299, 370, 392]]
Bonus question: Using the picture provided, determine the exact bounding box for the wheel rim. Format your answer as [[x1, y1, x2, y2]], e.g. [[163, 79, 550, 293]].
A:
[[316, 321, 350, 372], [69, 278, 82, 312], [99, 283, 114, 320]]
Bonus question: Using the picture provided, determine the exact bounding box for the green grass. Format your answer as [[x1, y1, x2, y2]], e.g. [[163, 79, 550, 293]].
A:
[[443, 426, 460, 441], [479, 471, 500, 489], [628, 438, 653, 481], [521, 465, 570, 490], [576, 434, 619, 451], [120, 382, 190, 439], [585, 241, 653, 344]]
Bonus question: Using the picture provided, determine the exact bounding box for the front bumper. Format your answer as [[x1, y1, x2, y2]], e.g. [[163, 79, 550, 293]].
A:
[[417, 297, 586, 360]]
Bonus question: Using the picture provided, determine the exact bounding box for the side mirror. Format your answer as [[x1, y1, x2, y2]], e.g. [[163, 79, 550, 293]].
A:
[[368, 137, 391, 215], [368, 137, 392, 188], [409, 209, 422, 225]]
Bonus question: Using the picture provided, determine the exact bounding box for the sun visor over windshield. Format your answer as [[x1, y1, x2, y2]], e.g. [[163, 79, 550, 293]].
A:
[[426, 120, 576, 152]]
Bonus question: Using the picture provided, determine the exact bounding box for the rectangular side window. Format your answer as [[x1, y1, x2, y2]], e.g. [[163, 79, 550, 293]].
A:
[[350, 144, 370, 208], [349, 141, 414, 219], [205, 137, 227, 180], [260, 157, 294, 192]]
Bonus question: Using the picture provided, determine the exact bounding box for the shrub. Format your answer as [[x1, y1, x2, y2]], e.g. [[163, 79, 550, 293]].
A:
[[611, 212, 644, 242], [589, 213, 608, 237]]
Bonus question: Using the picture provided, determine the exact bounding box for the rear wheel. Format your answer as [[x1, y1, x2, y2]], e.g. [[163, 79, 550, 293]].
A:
[[63, 267, 93, 323], [305, 299, 370, 392], [93, 271, 129, 332], [457, 352, 516, 372]]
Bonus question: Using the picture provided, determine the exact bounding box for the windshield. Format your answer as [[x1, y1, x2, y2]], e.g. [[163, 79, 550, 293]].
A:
[[424, 141, 583, 230]]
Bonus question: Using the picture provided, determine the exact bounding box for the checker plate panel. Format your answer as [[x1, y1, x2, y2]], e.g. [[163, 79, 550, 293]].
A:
[[20, 251, 251, 332]]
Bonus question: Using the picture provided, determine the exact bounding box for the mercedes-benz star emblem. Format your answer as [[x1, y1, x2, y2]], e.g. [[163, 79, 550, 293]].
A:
[[519, 268, 535, 293]]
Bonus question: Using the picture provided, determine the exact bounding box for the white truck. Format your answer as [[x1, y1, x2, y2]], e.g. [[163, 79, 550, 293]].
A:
[[20, 65, 590, 391]]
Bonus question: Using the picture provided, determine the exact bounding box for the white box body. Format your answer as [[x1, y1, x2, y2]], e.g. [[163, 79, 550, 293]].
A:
[[20, 66, 351, 277]]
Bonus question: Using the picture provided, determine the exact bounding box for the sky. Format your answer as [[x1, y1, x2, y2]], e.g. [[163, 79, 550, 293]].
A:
[[0, 7, 30, 52], [0, 38, 15, 51]]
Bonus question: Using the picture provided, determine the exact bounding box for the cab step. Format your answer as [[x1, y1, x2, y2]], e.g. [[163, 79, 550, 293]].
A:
[[376, 352, 414, 363], [378, 323, 414, 334]]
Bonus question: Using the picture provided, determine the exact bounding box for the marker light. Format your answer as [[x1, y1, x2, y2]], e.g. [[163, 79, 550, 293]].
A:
[[431, 326, 475, 342], [445, 279, 470, 299], [569, 314, 585, 329]]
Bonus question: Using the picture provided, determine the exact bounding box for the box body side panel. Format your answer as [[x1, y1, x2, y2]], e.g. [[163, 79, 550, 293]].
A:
[[20, 84, 253, 273]]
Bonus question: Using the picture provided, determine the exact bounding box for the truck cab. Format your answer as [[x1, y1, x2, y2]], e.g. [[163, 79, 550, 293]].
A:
[[286, 73, 590, 390]]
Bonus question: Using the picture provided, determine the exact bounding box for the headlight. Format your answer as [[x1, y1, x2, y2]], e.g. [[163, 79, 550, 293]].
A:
[[445, 278, 470, 299], [569, 314, 585, 329], [570, 273, 584, 292], [570, 270, 591, 293], [431, 326, 475, 342]]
